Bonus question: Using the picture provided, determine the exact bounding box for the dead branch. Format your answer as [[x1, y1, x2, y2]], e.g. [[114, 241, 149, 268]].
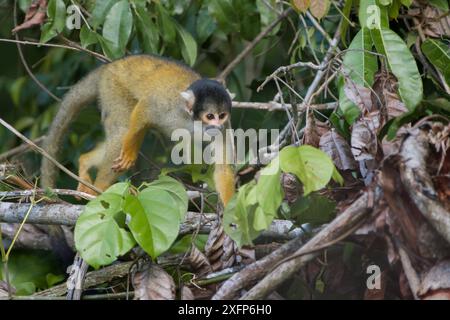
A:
[[399, 128, 450, 244], [232, 101, 337, 112], [0, 189, 95, 201], [212, 230, 307, 300], [0, 202, 304, 242], [240, 187, 382, 300], [0, 202, 83, 225]]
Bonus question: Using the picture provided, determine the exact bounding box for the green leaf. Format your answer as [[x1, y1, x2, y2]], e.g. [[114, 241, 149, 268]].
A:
[[371, 28, 423, 110], [101, 0, 133, 59], [157, 3, 177, 44], [134, 5, 159, 54], [388, 0, 402, 19], [429, 0, 449, 11], [125, 189, 180, 259], [75, 184, 135, 269], [343, 28, 378, 86], [359, 0, 389, 29], [332, 167, 344, 185], [340, 0, 354, 47], [422, 39, 450, 86], [209, 0, 238, 33], [144, 175, 188, 221], [256, 159, 284, 215], [196, 6, 217, 44], [291, 194, 336, 226], [169, 234, 209, 254], [338, 77, 361, 124], [40, 0, 66, 43], [90, 0, 116, 28], [253, 206, 275, 231], [80, 25, 98, 48], [339, 28, 378, 124], [280, 145, 336, 195], [223, 183, 261, 247], [175, 23, 198, 66], [400, 0, 412, 7]]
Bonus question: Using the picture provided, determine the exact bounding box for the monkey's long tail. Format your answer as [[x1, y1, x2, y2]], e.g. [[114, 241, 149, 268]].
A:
[[41, 66, 103, 188], [40, 66, 104, 267]]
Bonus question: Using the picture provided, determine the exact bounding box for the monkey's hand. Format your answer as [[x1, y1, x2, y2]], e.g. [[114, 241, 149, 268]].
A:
[[112, 149, 137, 172]]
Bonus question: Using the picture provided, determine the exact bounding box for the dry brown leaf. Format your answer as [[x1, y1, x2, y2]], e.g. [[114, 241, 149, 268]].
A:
[[302, 112, 322, 147], [422, 6, 450, 38], [291, 0, 311, 13], [132, 264, 176, 300], [309, 0, 330, 19], [180, 286, 195, 300], [0, 281, 15, 297], [282, 173, 300, 204], [344, 78, 373, 111], [418, 260, 450, 300], [12, 0, 47, 33], [351, 112, 381, 161], [320, 129, 358, 170], [204, 222, 227, 271], [189, 245, 213, 276], [371, 71, 407, 120], [385, 92, 408, 119]]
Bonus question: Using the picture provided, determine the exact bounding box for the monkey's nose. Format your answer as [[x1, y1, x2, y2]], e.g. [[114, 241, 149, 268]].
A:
[[205, 125, 223, 136]]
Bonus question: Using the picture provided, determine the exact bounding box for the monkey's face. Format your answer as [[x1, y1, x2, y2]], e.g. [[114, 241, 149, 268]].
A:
[[180, 79, 234, 137], [199, 107, 229, 136]]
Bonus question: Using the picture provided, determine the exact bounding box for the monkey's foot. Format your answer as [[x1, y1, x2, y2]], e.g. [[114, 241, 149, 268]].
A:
[[112, 151, 136, 172]]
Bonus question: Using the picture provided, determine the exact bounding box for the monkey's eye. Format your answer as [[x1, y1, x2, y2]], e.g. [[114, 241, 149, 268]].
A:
[[206, 113, 215, 120], [219, 113, 227, 120]]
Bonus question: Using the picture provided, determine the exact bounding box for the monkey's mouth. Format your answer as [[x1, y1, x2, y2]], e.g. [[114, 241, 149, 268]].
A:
[[204, 125, 223, 137]]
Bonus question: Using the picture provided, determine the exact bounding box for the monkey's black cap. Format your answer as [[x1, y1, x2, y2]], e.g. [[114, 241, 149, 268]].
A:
[[188, 79, 232, 118]]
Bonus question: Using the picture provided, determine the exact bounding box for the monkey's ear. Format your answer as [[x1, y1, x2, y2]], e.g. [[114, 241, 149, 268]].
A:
[[180, 90, 195, 115], [226, 89, 236, 100]]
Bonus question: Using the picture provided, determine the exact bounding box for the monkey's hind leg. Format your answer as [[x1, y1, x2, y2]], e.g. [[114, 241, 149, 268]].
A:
[[76, 142, 105, 196], [112, 99, 149, 172]]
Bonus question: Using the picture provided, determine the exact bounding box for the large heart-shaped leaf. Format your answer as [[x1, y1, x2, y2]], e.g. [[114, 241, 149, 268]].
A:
[[223, 183, 261, 247], [124, 189, 180, 259], [74, 183, 134, 269], [255, 159, 284, 216], [144, 175, 188, 221], [279, 145, 341, 195]]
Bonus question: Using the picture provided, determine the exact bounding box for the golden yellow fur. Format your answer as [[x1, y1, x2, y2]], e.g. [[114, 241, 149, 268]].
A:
[[41, 55, 235, 206]]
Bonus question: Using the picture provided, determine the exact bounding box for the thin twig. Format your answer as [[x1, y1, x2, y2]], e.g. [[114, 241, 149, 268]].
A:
[[0, 117, 101, 194], [13, 0, 61, 102], [217, 7, 293, 82], [257, 61, 324, 92], [0, 136, 45, 162], [58, 35, 110, 63]]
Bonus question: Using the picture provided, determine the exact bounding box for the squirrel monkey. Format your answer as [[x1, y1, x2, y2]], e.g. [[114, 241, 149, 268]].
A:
[[41, 55, 235, 207]]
